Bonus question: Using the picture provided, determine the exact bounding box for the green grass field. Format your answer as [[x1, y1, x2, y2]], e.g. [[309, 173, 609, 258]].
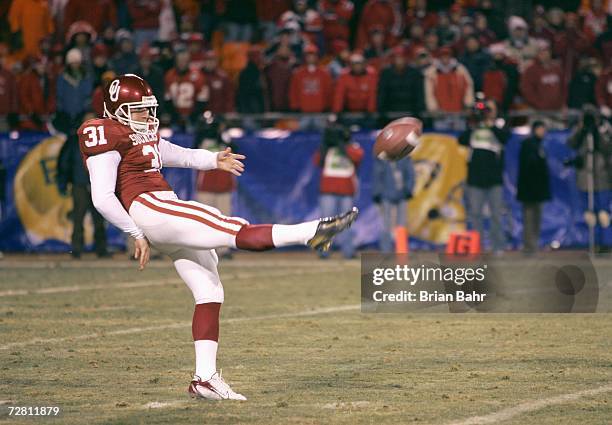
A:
[[1, 253, 611, 424]]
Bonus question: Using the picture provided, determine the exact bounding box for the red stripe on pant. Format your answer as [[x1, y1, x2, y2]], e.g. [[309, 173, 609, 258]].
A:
[[134, 197, 239, 235], [193, 302, 221, 341], [147, 193, 245, 226]]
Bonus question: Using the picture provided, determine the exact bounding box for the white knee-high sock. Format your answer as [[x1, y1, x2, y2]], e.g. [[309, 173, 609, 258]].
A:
[[194, 340, 218, 380], [271, 220, 319, 247]]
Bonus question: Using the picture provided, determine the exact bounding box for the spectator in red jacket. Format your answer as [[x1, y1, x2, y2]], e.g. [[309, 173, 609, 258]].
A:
[[521, 43, 566, 111], [595, 64, 612, 116], [289, 44, 333, 114], [355, 0, 402, 50], [126, 0, 161, 47], [319, 0, 354, 48], [0, 49, 19, 131], [424, 46, 474, 112], [265, 45, 296, 111], [332, 52, 377, 113], [18, 55, 56, 130], [201, 51, 235, 114], [63, 0, 117, 35]]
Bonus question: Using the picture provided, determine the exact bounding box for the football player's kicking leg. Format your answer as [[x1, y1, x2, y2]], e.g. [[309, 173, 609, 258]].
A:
[[129, 191, 358, 254], [128, 191, 358, 401], [167, 247, 246, 400]]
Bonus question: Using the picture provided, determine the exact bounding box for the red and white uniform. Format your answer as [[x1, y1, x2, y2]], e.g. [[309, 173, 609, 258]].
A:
[[78, 117, 248, 303]]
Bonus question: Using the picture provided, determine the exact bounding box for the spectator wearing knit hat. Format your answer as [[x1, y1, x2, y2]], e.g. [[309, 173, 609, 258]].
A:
[[332, 52, 378, 113], [503, 16, 539, 72], [289, 45, 333, 113], [520, 42, 566, 111], [55, 48, 93, 131], [424, 46, 474, 113]]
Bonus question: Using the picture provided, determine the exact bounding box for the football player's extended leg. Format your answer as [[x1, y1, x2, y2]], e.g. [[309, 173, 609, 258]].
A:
[[130, 191, 358, 253], [169, 247, 246, 401]]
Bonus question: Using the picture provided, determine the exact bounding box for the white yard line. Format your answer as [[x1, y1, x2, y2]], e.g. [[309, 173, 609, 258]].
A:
[[447, 383, 612, 425], [0, 268, 346, 298], [0, 304, 360, 351]]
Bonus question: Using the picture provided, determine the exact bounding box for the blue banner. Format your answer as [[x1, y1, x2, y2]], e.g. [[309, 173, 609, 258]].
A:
[[0, 129, 610, 252]]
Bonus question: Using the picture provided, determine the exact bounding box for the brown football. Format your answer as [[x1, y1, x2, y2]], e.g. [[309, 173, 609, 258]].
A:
[[373, 117, 423, 161]]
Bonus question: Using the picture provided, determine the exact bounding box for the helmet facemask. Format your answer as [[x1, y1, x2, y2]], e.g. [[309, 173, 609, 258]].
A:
[[104, 95, 160, 136]]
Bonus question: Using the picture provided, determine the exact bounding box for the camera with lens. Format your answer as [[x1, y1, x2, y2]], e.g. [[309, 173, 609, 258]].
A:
[[469, 92, 493, 126]]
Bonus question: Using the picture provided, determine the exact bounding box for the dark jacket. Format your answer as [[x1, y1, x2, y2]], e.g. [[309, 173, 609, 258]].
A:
[[57, 134, 89, 194], [567, 70, 597, 109], [236, 61, 267, 113], [459, 125, 509, 188], [459, 49, 491, 91], [377, 64, 424, 115], [517, 135, 551, 203]]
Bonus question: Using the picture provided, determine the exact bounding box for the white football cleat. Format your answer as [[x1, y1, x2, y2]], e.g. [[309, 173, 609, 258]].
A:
[[188, 371, 247, 401]]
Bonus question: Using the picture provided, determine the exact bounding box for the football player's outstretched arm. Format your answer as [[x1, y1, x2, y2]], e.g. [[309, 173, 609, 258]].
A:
[[87, 151, 150, 270], [158, 138, 245, 176]]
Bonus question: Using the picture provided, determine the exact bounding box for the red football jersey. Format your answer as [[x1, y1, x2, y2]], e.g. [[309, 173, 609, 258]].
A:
[[164, 68, 209, 117], [78, 118, 172, 210]]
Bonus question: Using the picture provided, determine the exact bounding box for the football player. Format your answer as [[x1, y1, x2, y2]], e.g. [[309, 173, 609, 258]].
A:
[[78, 74, 357, 401]]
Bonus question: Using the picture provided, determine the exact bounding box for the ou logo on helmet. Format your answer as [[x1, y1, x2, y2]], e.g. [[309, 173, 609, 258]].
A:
[[109, 79, 120, 102]]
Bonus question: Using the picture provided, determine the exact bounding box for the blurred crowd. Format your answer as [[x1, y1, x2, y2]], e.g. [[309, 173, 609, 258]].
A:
[[0, 0, 611, 133]]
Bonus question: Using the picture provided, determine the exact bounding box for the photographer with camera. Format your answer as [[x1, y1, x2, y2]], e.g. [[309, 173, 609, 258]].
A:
[[313, 115, 364, 259], [459, 95, 510, 254], [566, 104, 612, 252]]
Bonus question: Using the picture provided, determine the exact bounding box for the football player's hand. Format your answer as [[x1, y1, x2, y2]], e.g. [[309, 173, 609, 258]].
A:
[[134, 238, 150, 271], [217, 148, 245, 176]]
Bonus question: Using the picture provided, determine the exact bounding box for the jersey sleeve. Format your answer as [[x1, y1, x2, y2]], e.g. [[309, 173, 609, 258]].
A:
[[78, 120, 121, 158]]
